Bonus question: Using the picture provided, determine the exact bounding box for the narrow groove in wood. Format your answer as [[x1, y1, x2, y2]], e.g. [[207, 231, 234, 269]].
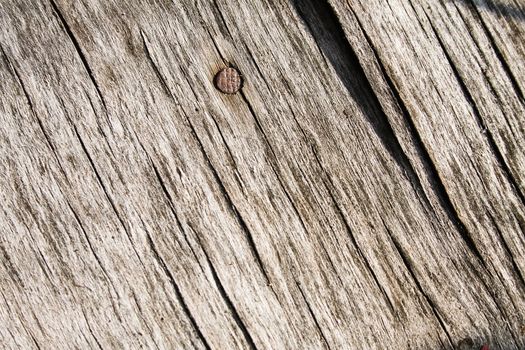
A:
[[129, 290, 162, 350], [80, 308, 104, 350], [82, 89, 116, 158], [192, 231, 258, 350], [69, 123, 144, 268], [383, 222, 455, 349], [243, 45, 274, 95], [206, 112, 245, 189], [210, 0, 234, 39], [64, 198, 112, 284], [282, 107, 396, 311], [49, 0, 109, 111], [133, 135, 209, 275], [292, 0, 432, 210], [351, 12, 487, 266], [486, 211, 525, 288], [30, 244, 55, 290], [450, 0, 523, 135], [286, 102, 399, 317], [0, 244, 23, 288], [325, 179, 396, 313], [0, 44, 69, 179], [144, 231, 212, 350], [465, 0, 525, 102], [296, 282, 331, 349], [238, 92, 316, 239], [136, 138, 186, 234], [291, 3, 331, 69], [135, 36, 273, 289], [422, 8, 525, 208], [140, 31, 173, 97], [189, 122, 273, 286]]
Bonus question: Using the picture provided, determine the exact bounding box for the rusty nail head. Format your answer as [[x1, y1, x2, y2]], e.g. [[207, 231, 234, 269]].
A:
[[214, 67, 243, 94]]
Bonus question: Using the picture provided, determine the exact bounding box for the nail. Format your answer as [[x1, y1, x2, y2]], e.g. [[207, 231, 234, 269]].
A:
[[214, 67, 243, 94]]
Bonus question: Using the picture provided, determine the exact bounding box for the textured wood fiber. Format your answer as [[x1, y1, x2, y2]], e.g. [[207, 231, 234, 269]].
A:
[[0, 0, 524, 349]]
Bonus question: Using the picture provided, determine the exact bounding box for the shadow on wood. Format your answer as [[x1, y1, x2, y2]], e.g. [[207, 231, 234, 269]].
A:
[[453, 0, 525, 21]]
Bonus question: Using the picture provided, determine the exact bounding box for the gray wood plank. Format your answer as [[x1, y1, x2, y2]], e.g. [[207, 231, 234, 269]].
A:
[[0, 0, 523, 349]]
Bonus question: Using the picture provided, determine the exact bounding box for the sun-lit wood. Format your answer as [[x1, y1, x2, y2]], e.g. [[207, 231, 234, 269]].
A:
[[0, 0, 524, 349]]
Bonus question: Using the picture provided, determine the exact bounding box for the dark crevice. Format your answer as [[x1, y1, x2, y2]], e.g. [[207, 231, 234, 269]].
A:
[[192, 232, 258, 350], [242, 85, 395, 314], [207, 112, 239, 171], [22, 229, 55, 290], [239, 91, 353, 309], [13, 310, 43, 350], [173, 70, 274, 291], [6, 329, 17, 347], [71, 125, 122, 229], [306, 140, 397, 313], [486, 212, 525, 289], [347, 6, 437, 211], [205, 112, 247, 194], [293, 0, 486, 307], [405, 0, 431, 40], [0, 44, 69, 180], [64, 198, 112, 283], [394, 246, 453, 350], [140, 31, 173, 97], [291, 164, 349, 289], [191, 123, 273, 287], [81, 308, 104, 350], [244, 45, 273, 94], [135, 136, 186, 234], [292, 8, 331, 69], [129, 290, 162, 350], [469, 257, 521, 348], [57, 185, 124, 322], [34, 249, 54, 287], [145, 231, 212, 350], [238, 92, 292, 206], [454, 0, 525, 22], [133, 135, 204, 273], [378, 61, 485, 265], [322, 176, 396, 314], [28, 332, 42, 350], [382, 222, 455, 349], [0, 244, 24, 288], [137, 37, 272, 289], [211, 0, 234, 39], [422, 9, 525, 209], [292, 0, 432, 211], [463, 0, 525, 101], [191, 119, 283, 303], [356, 14, 486, 265], [49, 0, 112, 129], [239, 93, 310, 236], [83, 88, 116, 158], [69, 123, 145, 269], [461, 246, 521, 348], [142, 226, 201, 328], [296, 282, 331, 349], [451, 0, 522, 140], [205, 27, 229, 67], [288, 99, 395, 315], [315, 232, 346, 288]]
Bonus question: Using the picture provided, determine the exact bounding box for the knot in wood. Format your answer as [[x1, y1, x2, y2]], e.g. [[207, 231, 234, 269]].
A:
[[214, 67, 242, 94]]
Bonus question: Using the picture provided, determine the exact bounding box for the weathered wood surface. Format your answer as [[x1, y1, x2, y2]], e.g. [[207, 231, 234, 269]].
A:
[[0, 0, 524, 349]]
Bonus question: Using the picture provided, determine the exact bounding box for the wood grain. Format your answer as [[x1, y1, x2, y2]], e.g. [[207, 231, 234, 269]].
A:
[[0, 0, 524, 349]]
